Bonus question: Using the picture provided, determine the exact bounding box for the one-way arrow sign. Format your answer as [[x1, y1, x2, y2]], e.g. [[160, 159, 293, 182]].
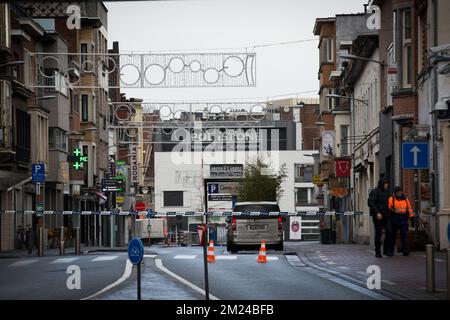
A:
[[402, 142, 429, 170]]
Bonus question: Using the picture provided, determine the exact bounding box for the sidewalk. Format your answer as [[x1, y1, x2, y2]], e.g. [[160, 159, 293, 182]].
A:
[[285, 242, 449, 300], [0, 246, 128, 259]]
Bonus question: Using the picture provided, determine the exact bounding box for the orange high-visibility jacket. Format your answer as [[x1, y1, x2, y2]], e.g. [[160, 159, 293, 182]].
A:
[[388, 196, 414, 218]]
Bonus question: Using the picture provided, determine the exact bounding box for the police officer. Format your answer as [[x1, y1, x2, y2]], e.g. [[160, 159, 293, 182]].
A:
[[368, 178, 392, 258], [388, 186, 414, 256]]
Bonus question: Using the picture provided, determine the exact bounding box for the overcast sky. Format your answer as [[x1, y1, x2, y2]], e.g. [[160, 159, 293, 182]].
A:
[[106, 0, 366, 103]]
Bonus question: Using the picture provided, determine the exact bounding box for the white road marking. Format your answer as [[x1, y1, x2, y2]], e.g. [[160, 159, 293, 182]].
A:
[[266, 256, 279, 261], [338, 266, 350, 270], [435, 259, 445, 263], [91, 256, 118, 262], [382, 280, 396, 286], [216, 256, 237, 260], [155, 259, 220, 300], [357, 271, 367, 276], [82, 259, 132, 300], [144, 254, 157, 258], [9, 259, 38, 267], [326, 261, 336, 265], [50, 257, 79, 264], [286, 255, 301, 262], [174, 255, 197, 260]]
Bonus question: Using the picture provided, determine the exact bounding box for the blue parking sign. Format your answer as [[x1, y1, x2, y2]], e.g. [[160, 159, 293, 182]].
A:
[[402, 143, 429, 170], [32, 163, 45, 182], [208, 183, 219, 194]]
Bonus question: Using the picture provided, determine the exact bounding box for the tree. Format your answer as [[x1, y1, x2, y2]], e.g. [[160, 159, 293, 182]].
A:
[[237, 158, 287, 202]]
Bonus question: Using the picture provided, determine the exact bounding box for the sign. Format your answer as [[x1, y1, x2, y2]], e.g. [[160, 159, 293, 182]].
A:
[[208, 195, 233, 202], [115, 160, 127, 181], [32, 163, 45, 182], [135, 201, 146, 212], [402, 142, 429, 170], [147, 224, 152, 232], [116, 196, 125, 204], [289, 217, 302, 240], [335, 159, 351, 177], [130, 145, 139, 183], [102, 179, 124, 192], [313, 175, 322, 185], [210, 164, 243, 177], [128, 237, 144, 265], [70, 148, 88, 170], [331, 187, 348, 198], [208, 183, 219, 194], [321, 131, 335, 157]]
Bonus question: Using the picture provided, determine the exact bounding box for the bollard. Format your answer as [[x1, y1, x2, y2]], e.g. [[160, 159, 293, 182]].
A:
[[447, 249, 450, 300], [75, 227, 81, 255], [426, 244, 435, 293], [59, 226, 64, 255], [38, 227, 44, 257]]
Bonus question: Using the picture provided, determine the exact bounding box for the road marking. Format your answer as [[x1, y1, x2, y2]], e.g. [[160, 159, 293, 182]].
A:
[[144, 254, 157, 258], [357, 271, 367, 276], [173, 255, 197, 260], [9, 259, 38, 267], [50, 258, 79, 264], [266, 256, 279, 261], [82, 259, 133, 300], [216, 256, 237, 260], [155, 259, 220, 300], [91, 256, 118, 262], [338, 266, 350, 270], [326, 261, 336, 265], [435, 259, 445, 263], [382, 280, 396, 286], [286, 255, 300, 262]]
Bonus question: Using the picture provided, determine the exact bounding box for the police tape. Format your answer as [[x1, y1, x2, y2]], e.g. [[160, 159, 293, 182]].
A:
[[0, 210, 369, 217]]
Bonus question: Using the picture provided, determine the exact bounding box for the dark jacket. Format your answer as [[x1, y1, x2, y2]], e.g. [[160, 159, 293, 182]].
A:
[[368, 179, 390, 217]]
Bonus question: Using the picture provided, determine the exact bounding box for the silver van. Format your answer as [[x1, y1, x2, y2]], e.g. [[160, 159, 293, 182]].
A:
[[226, 202, 283, 253]]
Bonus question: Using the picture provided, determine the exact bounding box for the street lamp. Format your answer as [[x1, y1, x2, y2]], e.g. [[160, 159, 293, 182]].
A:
[[326, 94, 368, 105], [36, 95, 57, 101], [340, 53, 385, 66]]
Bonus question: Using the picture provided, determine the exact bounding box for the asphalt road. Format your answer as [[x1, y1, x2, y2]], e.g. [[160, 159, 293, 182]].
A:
[[150, 245, 376, 300], [0, 253, 128, 300]]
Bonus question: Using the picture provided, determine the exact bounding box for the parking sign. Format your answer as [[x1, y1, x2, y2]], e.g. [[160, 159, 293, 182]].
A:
[[32, 163, 45, 182]]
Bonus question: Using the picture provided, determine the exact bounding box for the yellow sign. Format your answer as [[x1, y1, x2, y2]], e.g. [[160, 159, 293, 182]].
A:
[[116, 196, 125, 204], [313, 175, 322, 185]]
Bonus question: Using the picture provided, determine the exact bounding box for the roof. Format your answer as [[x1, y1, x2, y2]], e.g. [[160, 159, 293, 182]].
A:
[[313, 17, 336, 35]]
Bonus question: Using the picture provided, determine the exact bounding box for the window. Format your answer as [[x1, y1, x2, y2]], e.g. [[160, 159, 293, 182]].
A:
[[340, 125, 349, 156], [402, 9, 412, 87], [23, 50, 34, 88], [49, 127, 67, 151], [164, 191, 183, 207], [0, 81, 12, 147], [81, 94, 89, 121], [73, 93, 79, 113], [0, 4, 10, 49], [327, 38, 334, 63], [16, 109, 30, 163], [80, 43, 88, 69], [296, 188, 309, 206], [295, 164, 313, 183]]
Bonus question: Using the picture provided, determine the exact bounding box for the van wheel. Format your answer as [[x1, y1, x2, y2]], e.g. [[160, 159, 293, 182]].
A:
[[275, 243, 284, 251], [227, 243, 237, 253]]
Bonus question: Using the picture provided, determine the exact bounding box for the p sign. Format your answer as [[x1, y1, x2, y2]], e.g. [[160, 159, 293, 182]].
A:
[[32, 164, 45, 183], [208, 183, 219, 194]]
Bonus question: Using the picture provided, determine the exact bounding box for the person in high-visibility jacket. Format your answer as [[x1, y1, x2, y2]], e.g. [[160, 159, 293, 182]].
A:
[[388, 186, 414, 256]]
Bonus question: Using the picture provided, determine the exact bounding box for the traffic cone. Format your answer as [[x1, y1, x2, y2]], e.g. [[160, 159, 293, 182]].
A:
[[207, 240, 216, 263], [257, 240, 267, 263]]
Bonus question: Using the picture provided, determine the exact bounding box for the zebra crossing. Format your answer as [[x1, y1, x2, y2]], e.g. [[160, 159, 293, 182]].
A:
[[7, 255, 121, 267]]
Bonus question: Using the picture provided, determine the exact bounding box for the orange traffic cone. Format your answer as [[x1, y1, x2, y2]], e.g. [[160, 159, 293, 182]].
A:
[[207, 240, 216, 263], [257, 240, 267, 263]]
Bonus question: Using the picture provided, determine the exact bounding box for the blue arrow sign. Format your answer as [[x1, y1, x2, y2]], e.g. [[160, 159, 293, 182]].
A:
[[128, 237, 144, 265], [32, 163, 45, 182], [402, 142, 429, 170]]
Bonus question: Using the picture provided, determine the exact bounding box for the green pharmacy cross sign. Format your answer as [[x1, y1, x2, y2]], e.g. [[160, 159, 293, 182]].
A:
[[72, 148, 88, 170]]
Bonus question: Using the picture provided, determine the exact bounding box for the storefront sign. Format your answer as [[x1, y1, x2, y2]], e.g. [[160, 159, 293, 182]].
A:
[[331, 187, 348, 198], [130, 145, 139, 183], [321, 131, 335, 157], [210, 164, 243, 177], [335, 159, 351, 177]]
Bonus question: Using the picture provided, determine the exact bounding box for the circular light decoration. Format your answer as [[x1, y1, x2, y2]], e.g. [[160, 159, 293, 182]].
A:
[[189, 60, 201, 73], [204, 68, 220, 84], [64, 70, 80, 86], [209, 104, 223, 115], [223, 56, 244, 77], [144, 64, 166, 85], [39, 55, 60, 78], [101, 56, 117, 74], [174, 109, 189, 126], [169, 57, 185, 73], [250, 104, 266, 121], [120, 63, 141, 86], [82, 59, 95, 73], [159, 104, 173, 121], [115, 104, 135, 121]]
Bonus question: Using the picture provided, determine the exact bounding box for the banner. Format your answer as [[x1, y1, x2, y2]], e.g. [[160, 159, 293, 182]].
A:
[[289, 216, 302, 240], [321, 131, 335, 157], [335, 159, 351, 177], [130, 144, 139, 183]]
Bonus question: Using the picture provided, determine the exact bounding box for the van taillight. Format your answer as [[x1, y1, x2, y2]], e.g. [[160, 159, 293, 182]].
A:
[[278, 217, 283, 230], [278, 217, 282, 223], [232, 217, 236, 231]]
